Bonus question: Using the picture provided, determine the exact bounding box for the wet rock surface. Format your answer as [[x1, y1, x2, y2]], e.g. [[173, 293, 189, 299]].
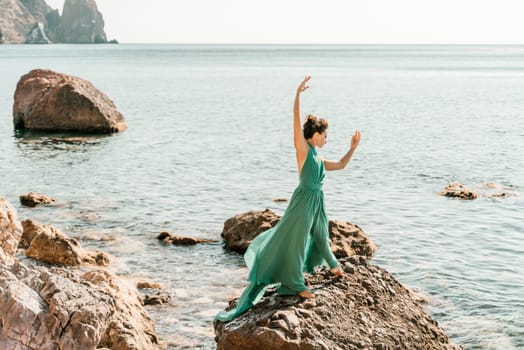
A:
[[156, 231, 217, 245], [221, 209, 376, 258], [21, 219, 111, 266], [13, 69, 127, 133], [439, 182, 518, 200], [215, 258, 462, 350], [19, 191, 55, 207], [439, 183, 478, 200]]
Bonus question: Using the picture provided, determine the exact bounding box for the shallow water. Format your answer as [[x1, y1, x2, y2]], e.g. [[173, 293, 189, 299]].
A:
[[1, 44, 523, 349]]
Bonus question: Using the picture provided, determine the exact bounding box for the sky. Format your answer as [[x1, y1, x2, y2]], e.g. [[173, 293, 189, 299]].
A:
[[44, 0, 524, 44]]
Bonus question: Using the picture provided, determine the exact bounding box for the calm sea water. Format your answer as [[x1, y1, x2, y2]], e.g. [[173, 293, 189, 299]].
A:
[[0, 44, 523, 349]]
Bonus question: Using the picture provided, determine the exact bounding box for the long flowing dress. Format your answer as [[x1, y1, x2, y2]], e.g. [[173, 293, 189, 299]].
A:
[[215, 143, 338, 322]]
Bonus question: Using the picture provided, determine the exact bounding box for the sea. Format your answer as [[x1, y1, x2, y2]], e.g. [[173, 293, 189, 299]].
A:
[[0, 44, 523, 349]]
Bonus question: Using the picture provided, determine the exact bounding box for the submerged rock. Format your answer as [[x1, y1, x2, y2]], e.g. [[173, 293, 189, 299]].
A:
[[21, 219, 111, 266], [439, 183, 477, 200], [221, 209, 376, 258], [157, 231, 217, 245], [215, 258, 461, 350], [19, 191, 55, 207], [0, 196, 159, 349], [13, 69, 127, 133], [143, 292, 171, 306]]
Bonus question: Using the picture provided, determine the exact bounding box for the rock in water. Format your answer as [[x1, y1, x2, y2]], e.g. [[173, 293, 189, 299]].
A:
[[19, 191, 55, 207], [13, 69, 127, 133], [439, 182, 478, 200], [221, 209, 376, 258], [215, 259, 462, 350]]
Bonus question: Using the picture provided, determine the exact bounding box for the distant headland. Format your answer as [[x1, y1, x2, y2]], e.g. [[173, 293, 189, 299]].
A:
[[0, 0, 117, 44]]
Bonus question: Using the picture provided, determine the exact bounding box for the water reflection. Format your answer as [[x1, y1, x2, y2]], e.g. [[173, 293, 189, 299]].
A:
[[14, 130, 112, 159]]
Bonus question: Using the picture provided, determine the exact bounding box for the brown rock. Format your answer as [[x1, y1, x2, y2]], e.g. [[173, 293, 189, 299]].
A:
[[137, 280, 163, 289], [274, 197, 288, 202], [19, 191, 55, 207], [82, 270, 159, 349], [220, 209, 281, 253], [157, 231, 217, 245], [0, 197, 23, 265], [23, 219, 111, 266], [439, 183, 478, 200], [215, 260, 462, 350], [143, 292, 171, 306], [13, 69, 127, 133], [329, 220, 376, 259], [221, 209, 376, 258]]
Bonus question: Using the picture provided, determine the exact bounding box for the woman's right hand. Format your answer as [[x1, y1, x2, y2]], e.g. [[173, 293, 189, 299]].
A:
[[297, 76, 311, 94]]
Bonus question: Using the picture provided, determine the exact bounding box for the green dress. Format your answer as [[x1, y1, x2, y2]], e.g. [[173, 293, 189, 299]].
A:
[[216, 143, 338, 322]]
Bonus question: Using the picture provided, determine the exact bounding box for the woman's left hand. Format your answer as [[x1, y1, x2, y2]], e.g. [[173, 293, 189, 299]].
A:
[[350, 130, 361, 150]]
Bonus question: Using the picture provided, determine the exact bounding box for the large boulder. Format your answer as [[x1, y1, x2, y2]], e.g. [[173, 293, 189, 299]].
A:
[[0, 263, 159, 349], [215, 257, 461, 350], [59, 0, 107, 43], [221, 209, 281, 253], [221, 209, 376, 258], [21, 219, 111, 266], [13, 69, 127, 133]]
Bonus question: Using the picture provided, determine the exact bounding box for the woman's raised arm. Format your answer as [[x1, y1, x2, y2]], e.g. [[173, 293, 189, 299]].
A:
[[324, 130, 361, 171], [294, 76, 311, 172]]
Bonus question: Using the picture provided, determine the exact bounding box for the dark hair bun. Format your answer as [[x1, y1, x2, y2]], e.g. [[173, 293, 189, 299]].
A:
[[303, 114, 328, 139]]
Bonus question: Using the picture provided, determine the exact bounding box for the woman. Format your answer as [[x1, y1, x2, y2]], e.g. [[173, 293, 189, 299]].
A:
[[216, 76, 361, 321]]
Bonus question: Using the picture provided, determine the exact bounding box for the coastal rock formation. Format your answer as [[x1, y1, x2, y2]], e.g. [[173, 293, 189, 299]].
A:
[[215, 257, 461, 350], [157, 231, 218, 245], [221, 209, 376, 259], [0, 0, 111, 43], [0, 197, 159, 349], [0, 0, 52, 43], [25, 21, 50, 43], [439, 183, 477, 200], [19, 191, 55, 207], [13, 69, 127, 133], [60, 0, 107, 43], [21, 219, 111, 266]]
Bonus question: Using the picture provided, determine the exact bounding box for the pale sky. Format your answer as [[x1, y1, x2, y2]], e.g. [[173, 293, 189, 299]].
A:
[[45, 0, 524, 44]]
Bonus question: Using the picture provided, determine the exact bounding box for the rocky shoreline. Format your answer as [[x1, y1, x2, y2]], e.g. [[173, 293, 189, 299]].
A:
[[0, 196, 159, 349], [2, 193, 463, 349]]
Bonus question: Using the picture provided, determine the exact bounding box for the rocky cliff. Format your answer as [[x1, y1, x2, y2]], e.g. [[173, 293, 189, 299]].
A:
[[0, 0, 111, 44]]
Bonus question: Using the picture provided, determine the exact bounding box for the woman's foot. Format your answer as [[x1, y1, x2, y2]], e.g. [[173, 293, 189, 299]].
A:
[[298, 289, 315, 299], [330, 265, 344, 277]]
